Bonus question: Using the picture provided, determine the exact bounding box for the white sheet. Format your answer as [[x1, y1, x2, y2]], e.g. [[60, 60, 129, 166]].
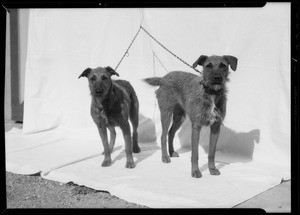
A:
[[6, 3, 291, 208]]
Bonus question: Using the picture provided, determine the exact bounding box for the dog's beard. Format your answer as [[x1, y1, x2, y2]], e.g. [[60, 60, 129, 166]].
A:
[[211, 84, 222, 91], [204, 81, 224, 92]]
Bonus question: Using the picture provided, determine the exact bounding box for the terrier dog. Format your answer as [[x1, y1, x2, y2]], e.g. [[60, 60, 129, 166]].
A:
[[79, 66, 140, 168], [144, 55, 237, 178]]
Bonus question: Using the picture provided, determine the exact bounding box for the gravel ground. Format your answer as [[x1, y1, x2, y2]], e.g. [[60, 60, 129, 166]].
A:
[[6, 171, 147, 208]]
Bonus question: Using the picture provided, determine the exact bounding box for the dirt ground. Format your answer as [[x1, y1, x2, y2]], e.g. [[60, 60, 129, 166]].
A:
[[6, 171, 147, 208]]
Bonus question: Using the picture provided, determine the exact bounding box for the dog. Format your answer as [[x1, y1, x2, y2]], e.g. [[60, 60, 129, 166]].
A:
[[144, 55, 237, 178], [79, 66, 140, 168]]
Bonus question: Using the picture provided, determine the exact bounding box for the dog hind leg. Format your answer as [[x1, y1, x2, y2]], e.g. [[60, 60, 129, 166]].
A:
[[168, 104, 185, 157], [129, 93, 140, 153], [159, 109, 173, 163]]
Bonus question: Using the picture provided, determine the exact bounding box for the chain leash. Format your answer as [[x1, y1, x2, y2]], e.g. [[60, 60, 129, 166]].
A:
[[115, 25, 201, 74], [153, 51, 169, 73], [114, 26, 142, 71], [140, 26, 201, 74]]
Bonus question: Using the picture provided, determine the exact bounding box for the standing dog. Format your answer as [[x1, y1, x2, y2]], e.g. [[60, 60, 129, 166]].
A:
[[79, 66, 140, 168], [144, 55, 237, 178]]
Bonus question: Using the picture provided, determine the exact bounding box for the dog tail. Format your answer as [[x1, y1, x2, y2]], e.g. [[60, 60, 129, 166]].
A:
[[143, 77, 163, 86]]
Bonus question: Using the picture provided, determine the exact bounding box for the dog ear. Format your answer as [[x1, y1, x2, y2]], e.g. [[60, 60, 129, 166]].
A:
[[223, 55, 238, 71], [78, 68, 92, 79], [106, 66, 119, 77], [192, 55, 208, 68]]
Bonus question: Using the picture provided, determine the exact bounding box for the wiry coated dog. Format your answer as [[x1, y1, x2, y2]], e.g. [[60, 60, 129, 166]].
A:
[[144, 55, 238, 178], [79, 66, 140, 168]]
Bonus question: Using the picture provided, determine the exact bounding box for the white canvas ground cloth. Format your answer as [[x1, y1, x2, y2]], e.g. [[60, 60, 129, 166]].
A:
[[6, 4, 291, 208]]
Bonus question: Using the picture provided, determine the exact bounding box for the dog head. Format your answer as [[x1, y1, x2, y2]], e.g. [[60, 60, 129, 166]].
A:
[[79, 66, 119, 98], [193, 55, 238, 92]]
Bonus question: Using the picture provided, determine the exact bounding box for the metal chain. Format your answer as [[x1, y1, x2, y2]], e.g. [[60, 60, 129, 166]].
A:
[[153, 51, 168, 73], [140, 26, 201, 74], [152, 51, 157, 76], [114, 26, 142, 71], [115, 25, 201, 74]]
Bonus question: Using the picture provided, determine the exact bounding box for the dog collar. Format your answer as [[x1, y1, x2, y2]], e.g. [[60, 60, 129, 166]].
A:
[[202, 83, 223, 96]]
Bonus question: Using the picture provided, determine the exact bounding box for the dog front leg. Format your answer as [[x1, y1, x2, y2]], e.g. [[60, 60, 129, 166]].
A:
[[191, 125, 202, 178], [208, 123, 221, 175], [97, 126, 112, 167], [108, 126, 116, 153], [101, 126, 116, 155]]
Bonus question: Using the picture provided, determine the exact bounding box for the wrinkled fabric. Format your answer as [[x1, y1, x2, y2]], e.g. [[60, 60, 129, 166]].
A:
[[6, 4, 290, 208]]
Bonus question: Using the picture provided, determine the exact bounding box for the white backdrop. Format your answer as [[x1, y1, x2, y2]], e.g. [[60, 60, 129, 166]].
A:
[[6, 4, 290, 208]]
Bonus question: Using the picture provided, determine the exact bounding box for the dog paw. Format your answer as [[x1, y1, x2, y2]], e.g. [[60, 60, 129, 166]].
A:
[[209, 167, 220, 175], [170, 151, 179, 157], [101, 158, 112, 167], [133, 146, 141, 153], [162, 155, 171, 163], [192, 170, 202, 178], [125, 161, 136, 168]]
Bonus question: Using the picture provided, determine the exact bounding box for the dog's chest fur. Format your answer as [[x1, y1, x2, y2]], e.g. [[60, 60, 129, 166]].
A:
[[207, 95, 221, 125], [188, 92, 222, 125], [90, 82, 130, 127]]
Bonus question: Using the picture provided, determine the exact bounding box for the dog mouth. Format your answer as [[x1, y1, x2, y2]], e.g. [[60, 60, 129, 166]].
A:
[[211, 84, 222, 91], [92, 89, 104, 96], [206, 80, 223, 90]]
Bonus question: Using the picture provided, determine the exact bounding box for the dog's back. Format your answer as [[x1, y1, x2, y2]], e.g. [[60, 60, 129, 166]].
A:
[[144, 71, 204, 107], [114, 80, 139, 111], [145, 71, 199, 85], [114, 80, 136, 98]]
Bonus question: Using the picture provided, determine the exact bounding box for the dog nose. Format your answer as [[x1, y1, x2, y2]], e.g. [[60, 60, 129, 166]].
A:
[[213, 75, 222, 82]]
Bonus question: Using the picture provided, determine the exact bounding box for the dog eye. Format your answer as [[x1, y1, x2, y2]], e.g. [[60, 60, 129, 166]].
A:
[[219, 63, 227, 68], [101, 76, 108, 81], [205, 63, 213, 68], [90, 76, 96, 81]]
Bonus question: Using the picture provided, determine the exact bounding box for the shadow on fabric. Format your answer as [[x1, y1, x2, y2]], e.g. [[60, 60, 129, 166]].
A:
[[112, 113, 159, 165], [112, 114, 260, 167], [177, 120, 260, 164]]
